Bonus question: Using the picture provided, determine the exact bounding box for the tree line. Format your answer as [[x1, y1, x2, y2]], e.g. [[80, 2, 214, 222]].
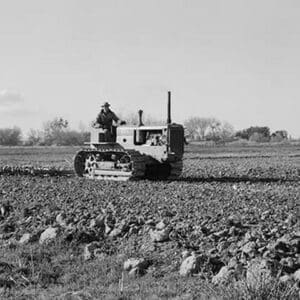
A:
[[0, 118, 89, 146], [0, 116, 291, 146], [183, 117, 289, 143]]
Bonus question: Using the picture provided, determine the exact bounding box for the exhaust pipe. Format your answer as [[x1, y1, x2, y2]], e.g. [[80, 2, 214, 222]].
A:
[[138, 109, 144, 126], [167, 91, 172, 124]]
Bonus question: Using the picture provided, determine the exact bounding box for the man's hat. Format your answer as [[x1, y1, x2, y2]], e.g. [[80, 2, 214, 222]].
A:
[[101, 102, 110, 107]]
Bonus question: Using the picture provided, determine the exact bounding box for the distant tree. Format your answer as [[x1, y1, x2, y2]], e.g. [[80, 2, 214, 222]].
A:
[[185, 117, 235, 141], [235, 129, 249, 140], [43, 117, 69, 145], [236, 126, 270, 141], [184, 117, 211, 140], [0, 127, 22, 146], [218, 121, 235, 141], [22, 118, 90, 146], [249, 132, 270, 143], [25, 129, 43, 146], [271, 130, 288, 142], [206, 118, 222, 141]]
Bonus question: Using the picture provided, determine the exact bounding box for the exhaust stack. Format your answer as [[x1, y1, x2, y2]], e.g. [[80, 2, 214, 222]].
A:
[[138, 109, 144, 126], [167, 91, 172, 124]]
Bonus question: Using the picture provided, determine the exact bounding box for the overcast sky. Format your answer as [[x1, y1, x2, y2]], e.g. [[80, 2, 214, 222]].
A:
[[0, 0, 299, 137]]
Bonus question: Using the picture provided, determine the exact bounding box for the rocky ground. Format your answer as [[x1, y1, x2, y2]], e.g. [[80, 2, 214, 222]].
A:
[[0, 145, 299, 299]]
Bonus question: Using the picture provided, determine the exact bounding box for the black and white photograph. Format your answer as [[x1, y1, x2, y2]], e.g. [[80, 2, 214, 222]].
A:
[[0, 0, 299, 299]]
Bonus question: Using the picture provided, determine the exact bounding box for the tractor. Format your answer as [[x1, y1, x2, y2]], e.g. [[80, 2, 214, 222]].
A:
[[74, 91, 185, 180]]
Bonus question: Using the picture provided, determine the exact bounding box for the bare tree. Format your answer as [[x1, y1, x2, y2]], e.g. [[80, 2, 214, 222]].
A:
[[207, 118, 222, 140], [185, 117, 235, 141], [26, 129, 43, 146], [219, 121, 235, 140], [184, 117, 212, 140], [206, 120, 235, 141]]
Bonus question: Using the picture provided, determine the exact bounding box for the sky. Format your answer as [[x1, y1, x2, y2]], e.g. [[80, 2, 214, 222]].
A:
[[0, 0, 299, 137]]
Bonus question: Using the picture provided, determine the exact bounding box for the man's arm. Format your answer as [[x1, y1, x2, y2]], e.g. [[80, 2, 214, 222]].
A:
[[111, 111, 126, 125], [111, 112, 120, 122]]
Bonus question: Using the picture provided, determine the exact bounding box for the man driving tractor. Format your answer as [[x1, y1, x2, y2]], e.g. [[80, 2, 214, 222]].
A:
[[93, 102, 126, 142]]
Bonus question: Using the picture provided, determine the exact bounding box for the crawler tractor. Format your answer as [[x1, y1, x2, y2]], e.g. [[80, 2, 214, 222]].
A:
[[74, 92, 184, 181]]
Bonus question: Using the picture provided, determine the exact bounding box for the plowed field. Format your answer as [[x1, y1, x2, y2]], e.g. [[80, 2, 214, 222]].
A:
[[0, 144, 299, 299]]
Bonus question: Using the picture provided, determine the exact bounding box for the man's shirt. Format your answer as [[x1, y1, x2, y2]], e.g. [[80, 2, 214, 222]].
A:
[[96, 109, 119, 128]]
